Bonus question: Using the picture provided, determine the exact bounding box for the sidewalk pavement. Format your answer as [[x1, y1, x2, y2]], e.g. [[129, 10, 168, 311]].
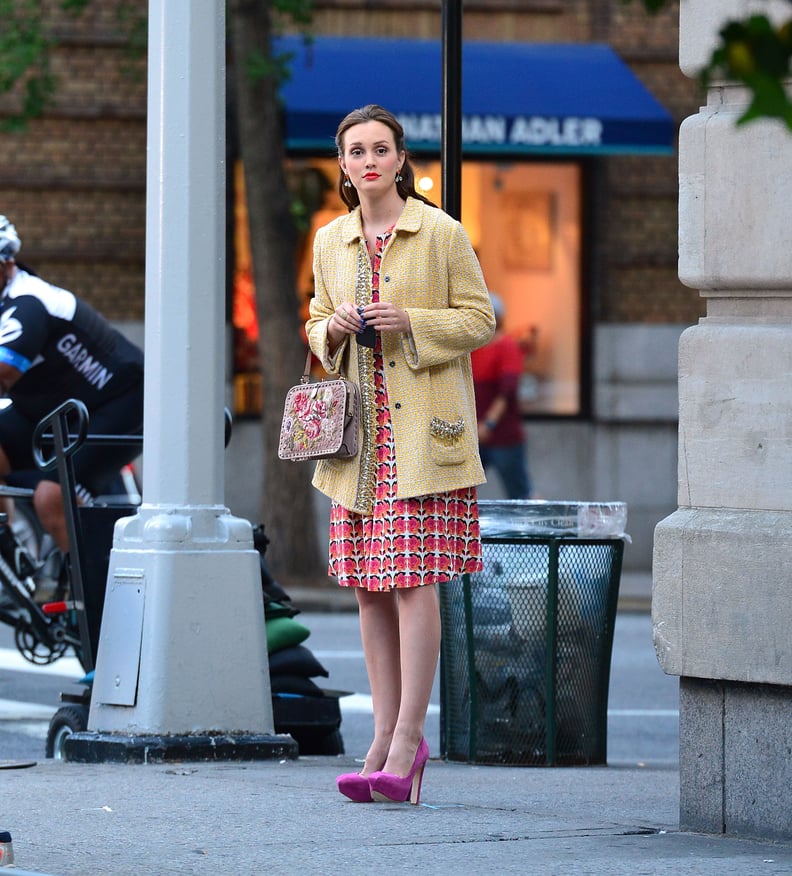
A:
[[3, 753, 792, 875]]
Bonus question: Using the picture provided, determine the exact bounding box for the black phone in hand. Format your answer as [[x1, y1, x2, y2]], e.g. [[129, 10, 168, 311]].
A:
[[356, 324, 377, 348]]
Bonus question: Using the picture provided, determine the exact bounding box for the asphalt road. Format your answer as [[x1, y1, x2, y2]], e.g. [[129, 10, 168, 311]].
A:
[[0, 606, 677, 767]]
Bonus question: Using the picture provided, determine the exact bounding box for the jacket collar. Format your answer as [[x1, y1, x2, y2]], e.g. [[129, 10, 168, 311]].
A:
[[340, 196, 424, 245]]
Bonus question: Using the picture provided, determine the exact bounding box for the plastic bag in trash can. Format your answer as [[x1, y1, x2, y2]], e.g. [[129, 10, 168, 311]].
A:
[[478, 500, 629, 540]]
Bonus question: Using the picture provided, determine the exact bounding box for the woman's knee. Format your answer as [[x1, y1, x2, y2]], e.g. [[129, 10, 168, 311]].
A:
[[356, 587, 397, 617], [399, 582, 438, 607]]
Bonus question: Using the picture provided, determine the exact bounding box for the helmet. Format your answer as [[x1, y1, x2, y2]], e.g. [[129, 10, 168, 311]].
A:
[[0, 216, 21, 262]]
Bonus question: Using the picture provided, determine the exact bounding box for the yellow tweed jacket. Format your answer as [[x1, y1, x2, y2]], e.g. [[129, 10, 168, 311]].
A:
[[306, 197, 496, 514]]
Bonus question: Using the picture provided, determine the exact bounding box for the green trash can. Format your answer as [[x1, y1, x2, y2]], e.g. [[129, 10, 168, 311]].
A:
[[439, 500, 627, 766]]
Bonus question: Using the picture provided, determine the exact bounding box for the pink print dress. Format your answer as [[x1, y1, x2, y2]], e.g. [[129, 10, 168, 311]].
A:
[[328, 228, 483, 591]]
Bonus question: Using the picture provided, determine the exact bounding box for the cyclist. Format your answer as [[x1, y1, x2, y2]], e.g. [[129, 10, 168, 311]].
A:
[[0, 215, 144, 553]]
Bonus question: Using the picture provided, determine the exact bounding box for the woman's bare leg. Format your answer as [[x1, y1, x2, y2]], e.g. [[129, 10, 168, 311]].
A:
[[356, 587, 401, 775], [381, 583, 441, 777]]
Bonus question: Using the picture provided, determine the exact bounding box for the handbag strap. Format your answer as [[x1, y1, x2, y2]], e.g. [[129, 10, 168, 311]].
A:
[[300, 349, 313, 384]]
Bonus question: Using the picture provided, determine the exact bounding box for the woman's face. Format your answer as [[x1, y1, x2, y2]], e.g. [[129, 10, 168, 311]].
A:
[[339, 120, 405, 198]]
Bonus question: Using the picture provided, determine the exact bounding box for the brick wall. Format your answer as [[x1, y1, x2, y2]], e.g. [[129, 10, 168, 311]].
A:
[[0, 0, 146, 319], [600, 1, 705, 324]]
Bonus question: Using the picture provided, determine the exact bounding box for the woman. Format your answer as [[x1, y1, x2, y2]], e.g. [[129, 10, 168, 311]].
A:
[[306, 105, 495, 804]]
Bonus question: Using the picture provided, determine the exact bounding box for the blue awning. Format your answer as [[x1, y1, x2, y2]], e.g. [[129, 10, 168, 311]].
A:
[[275, 37, 675, 157]]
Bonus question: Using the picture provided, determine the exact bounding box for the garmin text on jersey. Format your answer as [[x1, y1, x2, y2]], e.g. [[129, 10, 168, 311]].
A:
[[57, 333, 114, 389]]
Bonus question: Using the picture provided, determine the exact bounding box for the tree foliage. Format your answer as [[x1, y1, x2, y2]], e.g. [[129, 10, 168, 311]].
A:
[[706, 13, 792, 128], [0, 0, 126, 130], [631, 0, 792, 129], [0, 0, 56, 129]]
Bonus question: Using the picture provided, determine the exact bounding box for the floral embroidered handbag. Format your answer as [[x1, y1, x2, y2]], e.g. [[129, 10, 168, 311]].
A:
[[278, 350, 360, 461]]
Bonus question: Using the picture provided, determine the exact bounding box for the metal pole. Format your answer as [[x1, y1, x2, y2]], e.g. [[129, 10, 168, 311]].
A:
[[544, 539, 559, 765], [441, 0, 463, 220], [141, 0, 226, 507]]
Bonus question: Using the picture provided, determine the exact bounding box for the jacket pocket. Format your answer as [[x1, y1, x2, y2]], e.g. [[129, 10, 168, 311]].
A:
[[429, 415, 466, 466]]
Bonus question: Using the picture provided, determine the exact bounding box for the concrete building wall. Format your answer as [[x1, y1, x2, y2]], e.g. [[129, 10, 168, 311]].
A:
[[653, 0, 792, 840]]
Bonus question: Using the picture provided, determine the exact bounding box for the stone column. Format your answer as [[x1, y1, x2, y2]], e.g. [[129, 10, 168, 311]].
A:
[[653, 0, 792, 840]]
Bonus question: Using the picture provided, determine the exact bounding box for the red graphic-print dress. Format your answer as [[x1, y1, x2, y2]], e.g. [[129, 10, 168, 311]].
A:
[[328, 228, 484, 591]]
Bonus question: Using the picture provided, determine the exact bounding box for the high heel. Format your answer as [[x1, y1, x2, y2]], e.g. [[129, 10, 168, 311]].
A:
[[336, 771, 374, 803], [368, 737, 429, 805]]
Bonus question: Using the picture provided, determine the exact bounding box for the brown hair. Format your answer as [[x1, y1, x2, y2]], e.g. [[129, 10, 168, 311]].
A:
[[335, 104, 436, 211]]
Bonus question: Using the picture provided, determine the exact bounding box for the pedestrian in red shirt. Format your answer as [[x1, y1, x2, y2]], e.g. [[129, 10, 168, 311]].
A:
[[471, 293, 532, 499]]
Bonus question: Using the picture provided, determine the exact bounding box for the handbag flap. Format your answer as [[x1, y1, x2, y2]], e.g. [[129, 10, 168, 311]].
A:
[[278, 379, 351, 460]]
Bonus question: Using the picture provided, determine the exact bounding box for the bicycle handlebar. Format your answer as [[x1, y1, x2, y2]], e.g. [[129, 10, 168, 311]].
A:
[[32, 399, 92, 472]]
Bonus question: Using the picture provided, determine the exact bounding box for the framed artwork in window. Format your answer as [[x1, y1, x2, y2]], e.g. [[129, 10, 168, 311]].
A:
[[502, 190, 554, 271]]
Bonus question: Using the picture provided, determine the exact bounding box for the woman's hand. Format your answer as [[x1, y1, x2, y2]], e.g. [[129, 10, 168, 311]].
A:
[[361, 301, 411, 334], [328, 302, 364, 345]]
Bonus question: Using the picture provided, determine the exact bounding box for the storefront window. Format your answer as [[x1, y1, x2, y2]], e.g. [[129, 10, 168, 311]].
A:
[[232, 157, 583, 418], [231, 161, 264, 416]]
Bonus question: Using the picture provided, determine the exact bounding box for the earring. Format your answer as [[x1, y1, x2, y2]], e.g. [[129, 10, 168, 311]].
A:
[[395, 171, 403, 183], [343, 177, 352, 188]]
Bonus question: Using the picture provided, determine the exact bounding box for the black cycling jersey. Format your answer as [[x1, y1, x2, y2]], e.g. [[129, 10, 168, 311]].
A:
[[0, 269, 143, 421]]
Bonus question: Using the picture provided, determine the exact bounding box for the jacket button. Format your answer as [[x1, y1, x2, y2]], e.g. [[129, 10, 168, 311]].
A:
[[384, 275, 390, 282], [394, 402, 401, 410], [388, 360, 396, 367]]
